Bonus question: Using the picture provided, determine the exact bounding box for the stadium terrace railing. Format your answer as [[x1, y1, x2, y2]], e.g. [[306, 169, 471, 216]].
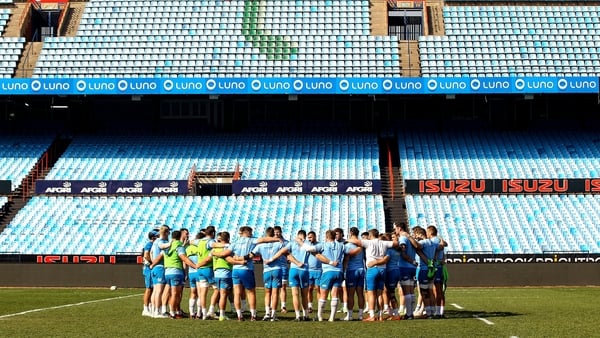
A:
[[387, 141, 395, 201]]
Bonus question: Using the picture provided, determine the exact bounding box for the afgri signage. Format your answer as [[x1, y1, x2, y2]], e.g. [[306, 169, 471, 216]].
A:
[[35, 180, 188, 195], [232, 179, 381, 195], [405, 178, 600, 194], [0, 77, 597, 95]]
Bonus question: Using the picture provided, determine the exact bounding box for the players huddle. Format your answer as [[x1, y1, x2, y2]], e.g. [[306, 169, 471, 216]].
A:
[[141, 222, 448, 322]]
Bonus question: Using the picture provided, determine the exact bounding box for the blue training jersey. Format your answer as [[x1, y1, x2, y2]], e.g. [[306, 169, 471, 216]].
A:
[[398, 235, 417, 269], [252, 241, 285, 272], [344, 242, 365, 271], [314, 241, 346, 273], [307, 242, 322, 272], [385, 247, 402, 271], [150, 238, 169, 266], [230, 236, 259, 271], [286, 240, 311, 271]]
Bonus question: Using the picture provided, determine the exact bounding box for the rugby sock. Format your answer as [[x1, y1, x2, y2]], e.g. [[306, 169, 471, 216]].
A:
[[295, 310, 301, 318], [435, 306, 440, 316], [220, 309, 225, 318], [404, 294, 413, 317], [265, 306, 271, 317], [318, 299, 326, 320], [369, 310, 375, 318], [302, 309, 307, 317], [161, 305, 167, 314], [398, 304, 406, 316], [251, 309, 257, 318], [281, 302, 286, 310], [439, 305, 444, 316], [343, 302, 348, 312], [236, 309, 242, 318], [347, 310, 353, 319], [330, 298, 339, 320], [358, 309, 364, 319], [208, 305, 215, 314], [242, 300, 247, 312], [189, 298, 196, 317]]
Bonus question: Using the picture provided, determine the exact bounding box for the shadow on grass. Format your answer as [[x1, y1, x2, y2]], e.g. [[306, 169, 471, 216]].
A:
[[444, 309, 522, 319]]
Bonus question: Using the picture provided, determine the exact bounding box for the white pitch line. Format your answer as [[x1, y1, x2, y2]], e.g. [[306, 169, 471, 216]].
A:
[[451, 303, 464, 309], [473, 315, 495, 325], [0, 293, 141, 320]]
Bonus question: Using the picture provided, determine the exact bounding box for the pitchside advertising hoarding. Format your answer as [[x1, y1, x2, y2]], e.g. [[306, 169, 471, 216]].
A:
[[2, 252, 597, 264], [232, 179, 381, 195], [0, 77, 598, 95], [405, 178, 600, 194], [35, 180, 189, 195]]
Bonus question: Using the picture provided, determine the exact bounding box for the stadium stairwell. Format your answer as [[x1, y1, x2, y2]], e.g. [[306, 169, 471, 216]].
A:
[[424, 0, 444, 36], [14, 42, 42, 78], [399, 40, 420, 76], [370, 0, 388, 35], [0, 136, 71, 233], [59, 1, 85, 37], [378, 134, 408, 232]]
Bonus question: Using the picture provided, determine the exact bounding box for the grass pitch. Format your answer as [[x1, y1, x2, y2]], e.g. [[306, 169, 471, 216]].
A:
[[0, 287, 598, 338]]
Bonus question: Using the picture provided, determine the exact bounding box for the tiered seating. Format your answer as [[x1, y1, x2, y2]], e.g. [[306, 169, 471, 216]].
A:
[[46, 132, 380, 180], [0, 194, 385, 254], [34, 0, 400, 78], [398, 130, 600, 179], [0, 7, 24, 78], [420, 5, 600, 77], [0, 134, 54, 191], [399, 129, 600, 254], [406, 194, 600, 254]]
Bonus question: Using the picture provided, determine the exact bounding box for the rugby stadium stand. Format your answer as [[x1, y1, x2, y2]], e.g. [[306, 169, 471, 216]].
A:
[[398, 130, 600, 179], [0, 0, 599, 266], [34, 0, 400, 77], [0, 194, 385, 255], [45, 131, 380, 180], [420, 5, 600, 77], [0, 134, 55, 191]]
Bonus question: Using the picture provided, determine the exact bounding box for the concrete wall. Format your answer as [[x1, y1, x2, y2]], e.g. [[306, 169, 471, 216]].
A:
[[1, 264, 599, 287]]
